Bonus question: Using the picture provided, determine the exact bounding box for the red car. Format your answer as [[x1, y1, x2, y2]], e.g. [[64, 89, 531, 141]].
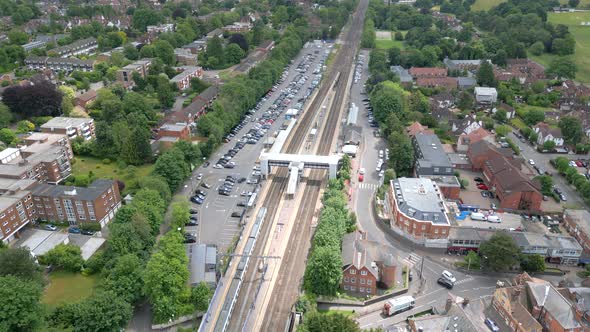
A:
[[576, 161, 583, 167], [358, 174, 364, 182], [477, 183, 489, 190]]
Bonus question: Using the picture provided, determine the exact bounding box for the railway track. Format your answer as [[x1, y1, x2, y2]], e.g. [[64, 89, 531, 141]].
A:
[[227, 0, 368, 330]]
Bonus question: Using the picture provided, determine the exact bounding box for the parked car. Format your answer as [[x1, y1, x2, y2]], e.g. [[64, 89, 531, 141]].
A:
[[218, 190, 231, 196], [81, 229, 95, 236], [184, 233, 197, 243], [203, 161, 210, 168], [44, 224, 57, 231], [189, 209, 198, 214], [437, 277, 454, 289], [68, 227, 81, 234], [201, 182, 211, 189], [231, 211, 243, 218], [477, 183, 489, 190], [195, 190, 207, 196], [186, 220, 198, 227], [484, 318, 500, 332], [529, 159, 535, 165], [196, 173, 203, 180], [237, 201, 247, 207], [481, 191, 489, 198], [358, 174, 364, 182], [191, 196, 204, 204], [474, 177, 484, 183], [241, 191, 254, 197]]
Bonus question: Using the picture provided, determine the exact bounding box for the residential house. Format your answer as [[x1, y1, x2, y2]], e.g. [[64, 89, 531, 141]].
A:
[[409, 67, 448, 78], [533, 122, 564, 147], [49, 37, 98, 57], [564, 209, 590, 254], [494, 103, 516, 120], [222, 22, 252, 33], [147, 23, 174, 34], [527, 279, 583, 331], [41, 117, 95, 140], [412, 133, 454, 176], [166, 85, 219, 124], [25, 56, 96, 72], [467, 140, 514, 171], [341, 230, 401, 296], [456, 127, 493, 152], [494, 59, 545, 84], [457, 76, 476, 89], [416, 77, 458, 90], [443, 58, 484, 73], [182, 40, 207, 54], [157, 123, 190, 141], [388, 178, 451, 241], [170, 66, 203, 90], [492, 283, 544, 332], [406, 121, 434, 137], [474, 87, 498, 104], [390, 66, 413, 84], [74, 90, 97, 109], [408, 296, 479, 332], [450, 114, 483, 136]]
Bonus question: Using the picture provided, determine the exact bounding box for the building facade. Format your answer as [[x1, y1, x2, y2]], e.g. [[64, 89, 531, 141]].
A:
[[41, 117, 95, 140], [412, 133, 454, 177], [170, 66, 203, 90], [116, 59, 152, 87]]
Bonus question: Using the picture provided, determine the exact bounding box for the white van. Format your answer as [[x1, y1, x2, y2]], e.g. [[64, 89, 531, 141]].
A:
[[471, 212, 487, 221], [488, 215, 501, 223]]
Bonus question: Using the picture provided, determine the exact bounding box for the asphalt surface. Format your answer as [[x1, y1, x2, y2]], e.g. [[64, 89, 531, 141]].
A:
[[191, 43, 330, 252]]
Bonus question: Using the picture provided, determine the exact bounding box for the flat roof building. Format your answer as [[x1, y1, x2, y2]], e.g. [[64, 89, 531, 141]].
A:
[[412, 133, 454, 177], [41, 117, 95, 140]]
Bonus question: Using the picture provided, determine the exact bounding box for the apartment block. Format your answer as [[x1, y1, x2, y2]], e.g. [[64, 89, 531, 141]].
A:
[[0, 133, 72, 185], [32, 179, 121, 227], [0, 179, 38, 243], [388, 177, 451, 241], [116, 58, 152, 87], [170, 66, 203, 90], [174, 48, 199, 66], [412, 132, 454, 177], [41, 117, 95, 140]]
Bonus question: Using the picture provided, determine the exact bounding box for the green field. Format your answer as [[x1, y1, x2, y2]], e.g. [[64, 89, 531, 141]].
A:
[[72, 157, 154, 193], [531, 12, 590, 83], [375, 30, 405, 50], [42, 271, 98, 308], [471, 0, 504, 11]]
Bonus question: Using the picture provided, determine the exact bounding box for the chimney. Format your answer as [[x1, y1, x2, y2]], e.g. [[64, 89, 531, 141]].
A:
[[445, 298, 453, 314]]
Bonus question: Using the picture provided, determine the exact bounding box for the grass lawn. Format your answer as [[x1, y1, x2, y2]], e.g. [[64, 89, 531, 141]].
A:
[[375, 30, 405, 50], [531, 12, 590, 83], [42, 271, 98, 308], [471, 0, 504, 11], [72, 157, 154, 193]]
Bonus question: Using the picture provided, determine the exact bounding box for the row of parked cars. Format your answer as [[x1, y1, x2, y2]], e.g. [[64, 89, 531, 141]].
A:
[[353, 54, 365, 84]]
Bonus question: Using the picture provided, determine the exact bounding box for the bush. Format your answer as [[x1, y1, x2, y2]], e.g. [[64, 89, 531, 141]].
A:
[[78, 222, 102, 232], [102, 158, 112, 165], [40, 244, 84, 272]]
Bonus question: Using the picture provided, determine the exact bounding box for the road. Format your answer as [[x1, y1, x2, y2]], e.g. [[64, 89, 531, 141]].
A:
[[508, 132, 587, 208]]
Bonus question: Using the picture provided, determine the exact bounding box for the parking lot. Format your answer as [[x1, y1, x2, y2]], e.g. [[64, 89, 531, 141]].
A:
[[187, 41, 332, 251], [457, 170, 500, 209], [456, 211, 525, 231]]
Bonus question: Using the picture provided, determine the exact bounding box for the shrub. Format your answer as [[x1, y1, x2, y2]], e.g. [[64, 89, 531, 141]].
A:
[[78, 222, 102, 232], [102, 158, 112, 165]]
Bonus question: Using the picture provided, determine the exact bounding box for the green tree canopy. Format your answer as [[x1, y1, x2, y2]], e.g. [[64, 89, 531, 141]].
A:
[[304, 246, 343, 296], [0, 275, 43, 331], [559, 116, 583, 145], [480, 232, 521, 271], [41, 244, 84, 272]]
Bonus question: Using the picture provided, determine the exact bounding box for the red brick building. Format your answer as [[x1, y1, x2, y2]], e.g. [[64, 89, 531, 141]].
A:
[[416, 77, 458, 90], [409, 67, 448, 78], [483, 155, 542, 211], [388, 178, 451, 241], [564, 209, 590, 253], [157, 123, 191, 141], [467, 140, 515, 171], [341, 231, 400, 296]]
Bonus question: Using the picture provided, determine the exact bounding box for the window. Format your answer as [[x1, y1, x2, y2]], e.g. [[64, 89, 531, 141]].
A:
[[343, 285, 349, 290], [434, 167, 440, 173], [367, 280, 372, 285], [366, 287, 372, 293], [361, 270, 367, 276], [360, 287, 365, 293], [350, 286, 356, 291], [5, 228, 10, 233], [344, 277, 349, 282], [350, 268, 356, 275], [350, 278, 356, 283], [422, 225, 426, 230], [2, 221, 7, 226], [79, 215, 85, 220], [360, 278, 366, 284], [435, 228, 439, 234]]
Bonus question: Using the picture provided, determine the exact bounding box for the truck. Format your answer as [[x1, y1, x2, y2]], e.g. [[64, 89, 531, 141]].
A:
[[382, 296, 415, 316]]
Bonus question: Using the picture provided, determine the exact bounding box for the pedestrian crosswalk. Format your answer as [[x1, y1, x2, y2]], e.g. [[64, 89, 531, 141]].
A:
[[356, 182, 379, 190], [454, 277, 474, 285], [402, 253, 422, 268]]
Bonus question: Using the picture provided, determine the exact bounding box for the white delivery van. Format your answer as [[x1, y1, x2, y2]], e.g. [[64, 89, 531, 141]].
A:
[[471, 212, 487, 221], [382, 296, 415, 316], [488, 215, 501, 223]]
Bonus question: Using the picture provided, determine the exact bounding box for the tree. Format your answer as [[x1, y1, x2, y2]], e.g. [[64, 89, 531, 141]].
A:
[[8, 29, 28, 45], [535, 175, 553, 194], [156, 75, 175, 108], [0, 248, 42, 283], [16, 120, 34, 133], [107, 214, 152, 256], [154, 148, 190, 191], [59, 290, 132, 332], [0, 102, 12, 128], [171, 201, 190, 230], [299, 312, 360, 332], [523, 109, 545, 125], [139, 176, 172, 203], [388, 47, 401, 66], [190, 77, 209, 94], [476, 61, 496, 87], [569, 0, 580, 7], [388, 132, 414, 176], [123, 44, 139, 60], [383, 169, 396, 183], [41, 244, 84, 272], [192, 282, 212, 312], [479, 232, 521, 271], [543, 140, 556, 151], [529, 41, 544, 56], [205, 36, 224, 66], [415, 0, 432, 10], [547, 57, 577, 79], [0, 276, 43, 331], [464, 250, 480, 270], [225, 43, 245, 64], [559, 116, 583, 145], [132, 8, 163, 31], [228, 33, 249, 51], [153, 40, 175, 65], [2, 77, 63, 118], [101, 254, 144, 303], [304, 246, 342, 296], [457, 91, 474, 111], [520, 254, 545, 272], [493, 109, 507, 123], [0, 128, 16, 145], [529, 131, 539, 145]]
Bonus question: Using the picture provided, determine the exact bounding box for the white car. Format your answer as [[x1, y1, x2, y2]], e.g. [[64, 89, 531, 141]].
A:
[[213, 164, 223, 169], [528, 159, 535, 165], [241, 191, 254, 197], [196, 173, 203, 180], [442, 270, 456, 283], [379, 170, 384, 177]]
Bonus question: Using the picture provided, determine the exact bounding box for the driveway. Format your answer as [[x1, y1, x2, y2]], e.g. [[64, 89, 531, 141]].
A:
[[508, 132, 586, 208]]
